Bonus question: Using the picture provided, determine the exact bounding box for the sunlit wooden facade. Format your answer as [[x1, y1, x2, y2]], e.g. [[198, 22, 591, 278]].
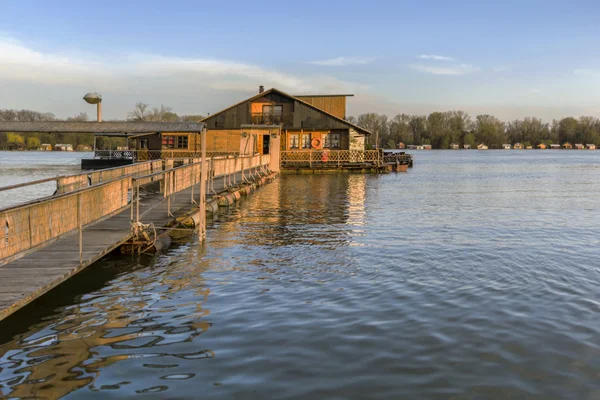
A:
[[200, 88, 371, 156]]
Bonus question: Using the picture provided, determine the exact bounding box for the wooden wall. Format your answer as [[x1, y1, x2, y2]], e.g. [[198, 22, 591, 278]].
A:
[[281, 129, 350, 150], [295, 96, 347, 119]]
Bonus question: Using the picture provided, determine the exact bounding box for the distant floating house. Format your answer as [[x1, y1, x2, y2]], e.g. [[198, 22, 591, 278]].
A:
[[574, 143, 584, 149], [406, 144, 417, 150], [463, 144, 471, 149], [514, 143, 523, 150], [537, 143, 547, 149], [550, 144, 561, 149], [415, 145, 424, 150], [40, 143, 52, 151], [562, 142, 572, 149], [397, 142, 406, 149], [526, 145, 533, 149], [55, 144, 74, 152], [423, 144, 432, 150], [502, 144, 511, 149], [76, 144, 92, 151], [586, 144, 596, 150], [6, 142, 26, 151], [450, 143, 459, 150], [477, 143, 488, 150]]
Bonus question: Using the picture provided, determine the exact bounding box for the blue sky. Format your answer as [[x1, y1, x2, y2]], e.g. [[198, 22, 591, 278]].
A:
[[1, 0, 599, 120]]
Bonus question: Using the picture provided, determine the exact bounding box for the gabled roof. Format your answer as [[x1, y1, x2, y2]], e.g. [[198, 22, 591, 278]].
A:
[[201, 88, 372, 135]]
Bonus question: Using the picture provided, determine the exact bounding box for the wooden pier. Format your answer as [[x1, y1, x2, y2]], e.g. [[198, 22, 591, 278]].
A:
[[0, 155, 273, 321], [280, 149, 413, 173], [0, 120, 278, 322]]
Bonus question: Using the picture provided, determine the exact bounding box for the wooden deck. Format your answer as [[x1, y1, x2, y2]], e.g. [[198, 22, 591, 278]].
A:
[[0, 172, 247, 322]]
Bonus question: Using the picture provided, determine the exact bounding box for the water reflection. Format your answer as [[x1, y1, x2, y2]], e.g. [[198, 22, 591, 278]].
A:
[[0, 243, 213, 398], [1, 155, 600, 399]]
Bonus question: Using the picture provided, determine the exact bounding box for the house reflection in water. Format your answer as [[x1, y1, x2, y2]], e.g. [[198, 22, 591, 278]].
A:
[[0, 252, 214, 399], [209, 174, 368, 252]]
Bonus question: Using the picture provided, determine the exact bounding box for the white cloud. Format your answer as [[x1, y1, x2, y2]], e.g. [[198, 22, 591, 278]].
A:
[[492, 66, 510, 72], [0, 37, 369, 93], [418, 54, 454, 61], [409, 63, 480, 76], [0, 37, 369, 117], [308, 56, 377, 66]]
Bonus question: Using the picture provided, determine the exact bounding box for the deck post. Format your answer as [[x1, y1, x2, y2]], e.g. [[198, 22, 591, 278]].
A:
[[199, 128, 207, 241], [136, 179, 140, 223], [77, 193, 82, 264], [310, 150, 312, 168]]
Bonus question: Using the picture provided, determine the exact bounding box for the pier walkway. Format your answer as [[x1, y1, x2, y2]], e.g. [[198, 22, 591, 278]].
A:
[[0, 155, 272, 321]]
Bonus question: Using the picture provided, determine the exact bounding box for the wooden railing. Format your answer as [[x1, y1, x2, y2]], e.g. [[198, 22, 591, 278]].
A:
[[0, 154, 272, 264], [94, 150, 239, 161], [281, 150, 383, 167]]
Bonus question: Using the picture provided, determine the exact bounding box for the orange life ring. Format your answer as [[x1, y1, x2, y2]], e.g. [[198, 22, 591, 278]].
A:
[[311, 138, 322, 149]]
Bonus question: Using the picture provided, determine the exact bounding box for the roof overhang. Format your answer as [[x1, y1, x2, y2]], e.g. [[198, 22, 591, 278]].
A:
[[0, 121, 206, 134]]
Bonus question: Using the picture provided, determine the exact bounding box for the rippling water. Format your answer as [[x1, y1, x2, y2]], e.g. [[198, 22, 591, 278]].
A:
[[1, 151, 600, 399], [0, 151, 87, 208]]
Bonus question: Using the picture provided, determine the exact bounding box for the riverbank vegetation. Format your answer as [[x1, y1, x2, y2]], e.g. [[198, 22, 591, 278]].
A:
[[352, 112, 600, 149], [0, 104, 203, 150], [1, 106, 599, 150]]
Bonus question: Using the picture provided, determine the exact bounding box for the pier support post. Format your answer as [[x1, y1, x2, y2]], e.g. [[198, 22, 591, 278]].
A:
[[77, 193, 82, 264], [199, 128, 207, 241]]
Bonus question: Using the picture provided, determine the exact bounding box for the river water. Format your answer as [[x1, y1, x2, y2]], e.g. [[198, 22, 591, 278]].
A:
[[1, 151, 600, 399]]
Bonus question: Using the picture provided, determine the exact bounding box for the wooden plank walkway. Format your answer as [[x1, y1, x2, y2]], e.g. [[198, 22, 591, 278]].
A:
[[0, 172, 249, 321]]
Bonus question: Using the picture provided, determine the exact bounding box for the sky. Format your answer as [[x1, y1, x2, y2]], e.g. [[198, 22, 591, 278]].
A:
[[1, 0, 600, 121]]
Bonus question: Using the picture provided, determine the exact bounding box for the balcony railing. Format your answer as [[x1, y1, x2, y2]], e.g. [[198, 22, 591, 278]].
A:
[[94, 150, 239, 161], [281, 150, 383, 167], [251, 112, 293, 126]]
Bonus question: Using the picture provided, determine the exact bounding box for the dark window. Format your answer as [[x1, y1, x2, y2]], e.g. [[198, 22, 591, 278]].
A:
[[289, 133, 299, 149], [323, 133, 341, 149], [162, 135, 188, 149], [302, 133, 312, 149]]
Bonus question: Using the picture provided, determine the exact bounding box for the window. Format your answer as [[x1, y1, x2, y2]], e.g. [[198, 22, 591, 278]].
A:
[[139, 139, 148, 149], [302, 133, 312, 149], [263, 105, 283, 116], [263, 105, 283, 123], [323, 133, 341, 149], [289, 133, 299, 149], [162, 135, 188, 149], [177, 136, 188, 149]]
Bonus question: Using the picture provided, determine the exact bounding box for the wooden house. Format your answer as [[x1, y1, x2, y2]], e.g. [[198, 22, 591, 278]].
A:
[[574, 143, 584, 149], [406, 145, 417, 150], [200, 87, 371, 156], [450, 143, 459, 149], [463, 144, 471, 149], [514, 143, 523, 149], [526, 145, 533, 149], [586, 144, 596, 150], [397, 142, 406, 149], [40, 143, 52, 151], [550, 144, 561, 149], [502, 144, 511, 149], [423, 144, 432, 150], [562, 142, 572, 149], [133, 130, 202, 155], [477, 143, 488, 150], [537, 143, 547, 149]]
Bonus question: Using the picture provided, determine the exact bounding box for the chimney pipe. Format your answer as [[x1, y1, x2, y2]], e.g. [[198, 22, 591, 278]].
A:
[[259, 85, 264, 93]]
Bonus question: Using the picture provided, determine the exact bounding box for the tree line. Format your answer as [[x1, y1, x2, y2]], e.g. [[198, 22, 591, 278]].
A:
[[349, 112, 600, 149], [2, 105, 600, 150], [0, 104, 203, 150]]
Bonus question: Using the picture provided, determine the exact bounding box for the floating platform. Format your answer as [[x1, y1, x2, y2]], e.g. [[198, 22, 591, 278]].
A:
[[81, 158, 133, 170]]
